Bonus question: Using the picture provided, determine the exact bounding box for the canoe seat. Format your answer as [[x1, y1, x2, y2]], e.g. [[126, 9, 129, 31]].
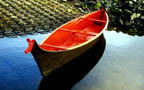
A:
[[40, 44, 67, 50], [79, 17, 106, 25], [79, 17, 106, 23], [59, 28, 96, 36]]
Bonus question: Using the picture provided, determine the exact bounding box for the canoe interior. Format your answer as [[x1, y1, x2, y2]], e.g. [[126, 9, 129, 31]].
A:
[[40, 10, 107, 51]]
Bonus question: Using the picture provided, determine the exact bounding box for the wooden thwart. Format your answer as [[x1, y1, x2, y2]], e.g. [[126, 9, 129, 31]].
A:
[[79, 17, 106, 23], [41, 44, 67, 50], [59, 28, 97, 36]]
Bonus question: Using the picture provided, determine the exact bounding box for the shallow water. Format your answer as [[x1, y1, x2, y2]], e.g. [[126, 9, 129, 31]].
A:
[[0, 31, 144, 90]]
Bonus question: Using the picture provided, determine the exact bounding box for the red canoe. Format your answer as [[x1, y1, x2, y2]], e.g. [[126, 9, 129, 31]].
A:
[[25, 8, 108, 77]]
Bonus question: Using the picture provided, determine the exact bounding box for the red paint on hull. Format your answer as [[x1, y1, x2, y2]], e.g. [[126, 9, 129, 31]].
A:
[[25, 9, 107, 53]]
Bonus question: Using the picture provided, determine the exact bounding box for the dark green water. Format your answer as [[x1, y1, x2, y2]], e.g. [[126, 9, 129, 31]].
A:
[[0, 31, 144, 90]]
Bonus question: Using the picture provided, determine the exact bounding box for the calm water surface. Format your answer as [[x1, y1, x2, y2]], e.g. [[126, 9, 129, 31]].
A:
[[0, 31, 144, 90], [72, 31, 144, 90]]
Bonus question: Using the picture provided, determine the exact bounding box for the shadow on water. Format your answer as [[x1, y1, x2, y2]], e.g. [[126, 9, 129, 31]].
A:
[[38, 34, 106, 90]]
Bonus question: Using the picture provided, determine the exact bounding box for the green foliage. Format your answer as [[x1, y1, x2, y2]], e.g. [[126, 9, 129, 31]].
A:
[[94, 2, 102, 9], [109, 0, 144, 32], [80, 0, 144, 36]]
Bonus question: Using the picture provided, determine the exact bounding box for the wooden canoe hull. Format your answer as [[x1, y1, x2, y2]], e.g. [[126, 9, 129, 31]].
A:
[[31, 33, 101, 77], [38, 34, 106, 90], [25, 9, 108, 77]]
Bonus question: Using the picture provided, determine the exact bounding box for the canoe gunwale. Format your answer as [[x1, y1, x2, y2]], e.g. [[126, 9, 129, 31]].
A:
[[39, 10, 109, 53], [68, 11, 108, 51]]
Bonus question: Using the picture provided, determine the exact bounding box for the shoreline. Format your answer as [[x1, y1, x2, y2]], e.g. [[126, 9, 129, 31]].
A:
[[0, 0, 84, 38]]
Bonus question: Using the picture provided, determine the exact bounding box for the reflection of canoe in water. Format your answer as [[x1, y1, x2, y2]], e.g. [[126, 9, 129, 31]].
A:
[[25, 8, 108, 77]]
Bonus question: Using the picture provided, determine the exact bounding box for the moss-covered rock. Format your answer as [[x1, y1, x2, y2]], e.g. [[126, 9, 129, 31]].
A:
[[0, 0, 83, 37]]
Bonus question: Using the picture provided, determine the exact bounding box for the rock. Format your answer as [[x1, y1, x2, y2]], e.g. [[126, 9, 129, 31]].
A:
[[36, 29, 45, 33], [17, 32, 26, 36], [8, 34, 17, 38], [34, 26, 44, 32], [44, 24, 50, 31], [26, 31, 35, 34], [5, 32, 17, 37], [67, 9, 73, 13], [14, 27, 25, 35], [3, 28, 13, 36], [39, 30, 45, 33], [0, 0, 83, 37], [25, 27, 33, 32]]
